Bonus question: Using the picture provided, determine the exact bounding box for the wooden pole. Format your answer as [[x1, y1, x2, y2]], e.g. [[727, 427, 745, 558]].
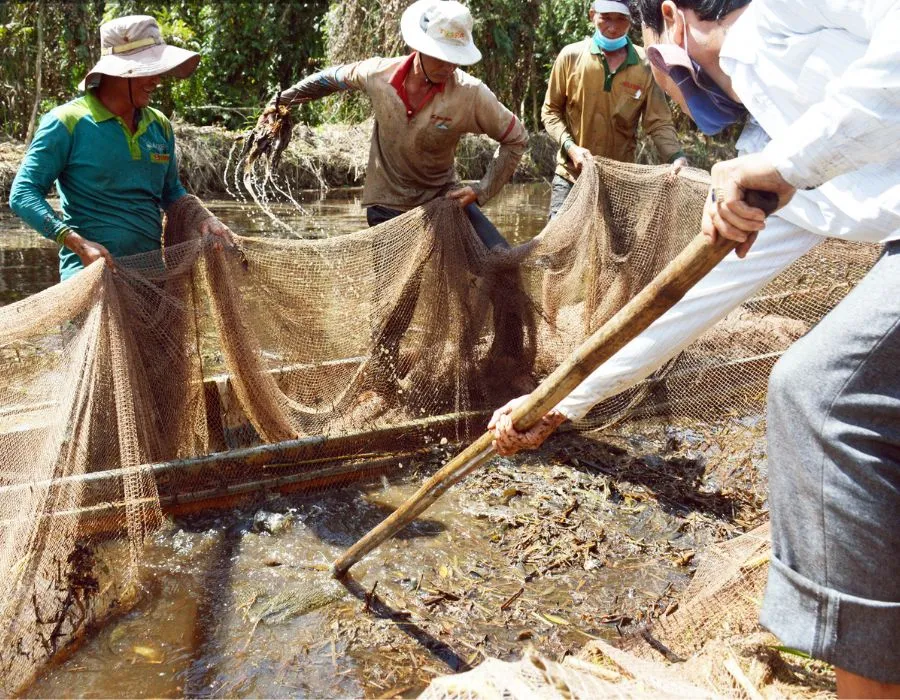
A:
[[332, 191, 778, 577], [24, 0, 44, 146], [0, 410, 485, 503], [2, 452, 422, 537]]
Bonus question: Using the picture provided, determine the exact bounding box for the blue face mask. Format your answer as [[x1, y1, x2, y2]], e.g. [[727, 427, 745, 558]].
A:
[[667, 61, 746, 135], [646, 20, 746, 136], [592, 29, 629, 53]]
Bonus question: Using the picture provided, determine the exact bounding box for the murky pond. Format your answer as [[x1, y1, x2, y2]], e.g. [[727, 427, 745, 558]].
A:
[[28, 427, 758, 699], [1, 185, 767, 698], [20, 419, 765, 699], [0, 183, 551, 306]]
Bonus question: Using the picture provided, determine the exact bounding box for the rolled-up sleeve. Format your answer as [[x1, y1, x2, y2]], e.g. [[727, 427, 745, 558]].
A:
[[472, 84, 528, 205], [764, 3, 900, 189], [641, 81, 685, 163], [9, 113, 71, 241]]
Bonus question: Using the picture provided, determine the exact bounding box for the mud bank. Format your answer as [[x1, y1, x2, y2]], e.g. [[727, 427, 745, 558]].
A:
[[0, 122, 559, 204]]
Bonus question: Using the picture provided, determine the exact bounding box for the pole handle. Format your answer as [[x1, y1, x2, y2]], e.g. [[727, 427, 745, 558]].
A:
[[744, 189, 779, 217]]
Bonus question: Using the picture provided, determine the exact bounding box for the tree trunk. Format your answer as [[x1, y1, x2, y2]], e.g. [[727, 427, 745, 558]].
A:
[[24, 0, 44, 145]]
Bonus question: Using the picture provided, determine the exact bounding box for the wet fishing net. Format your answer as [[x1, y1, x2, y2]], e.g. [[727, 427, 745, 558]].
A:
[[0, 157, 877, 693]]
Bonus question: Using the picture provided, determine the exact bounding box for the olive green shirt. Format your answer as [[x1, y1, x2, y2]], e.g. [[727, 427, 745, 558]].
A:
[[542, 38, 685, 183]]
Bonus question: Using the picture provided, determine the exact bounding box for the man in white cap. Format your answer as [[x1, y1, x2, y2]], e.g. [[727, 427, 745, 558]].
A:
[[261, 0, 528, 249], [10, 15, 233, 280], [542, 0, 687, 218]]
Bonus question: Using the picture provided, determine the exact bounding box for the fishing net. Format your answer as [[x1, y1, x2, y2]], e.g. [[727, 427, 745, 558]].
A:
[[0, 157, 877, 693]]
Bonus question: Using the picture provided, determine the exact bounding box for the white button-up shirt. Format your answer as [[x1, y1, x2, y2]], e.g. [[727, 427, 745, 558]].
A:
[[721, 0, 900, 242], [553, 0, 898, 420]]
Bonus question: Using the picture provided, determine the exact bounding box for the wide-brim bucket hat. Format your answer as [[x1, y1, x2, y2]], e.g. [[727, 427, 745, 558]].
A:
[[79, 15, 200, 91], [400, 0, 482, 66]]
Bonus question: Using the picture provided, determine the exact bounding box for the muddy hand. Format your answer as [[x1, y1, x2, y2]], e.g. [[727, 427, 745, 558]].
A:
[[199, 216, 235, 252], [566, 145, 593, 174], [256, 105, 277, 129], [671, 156, 689, 175], [61, 230, 116, 272], [489, 395, 568, 457]]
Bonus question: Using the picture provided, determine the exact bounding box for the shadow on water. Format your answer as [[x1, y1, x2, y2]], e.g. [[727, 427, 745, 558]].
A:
[[337, 575, 471, 674], [303, 494, 446, 548], [182, 522, 244, 698]]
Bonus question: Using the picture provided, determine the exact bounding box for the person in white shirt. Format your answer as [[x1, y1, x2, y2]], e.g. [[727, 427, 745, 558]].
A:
[[489, 1, 900, 695]]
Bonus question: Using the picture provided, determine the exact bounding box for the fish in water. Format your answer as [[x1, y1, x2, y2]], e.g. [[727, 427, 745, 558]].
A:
[[251, 509, 293, 535], [239, 577, 346, 650]]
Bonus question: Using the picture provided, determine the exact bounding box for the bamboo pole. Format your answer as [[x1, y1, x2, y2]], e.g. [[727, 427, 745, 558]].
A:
[[0, 410, 485, 503], [1, 452, 422, 536], [332, 191, 779, 577]]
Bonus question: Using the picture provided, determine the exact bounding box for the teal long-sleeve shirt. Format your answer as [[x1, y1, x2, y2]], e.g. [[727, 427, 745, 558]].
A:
[[9, 91, 187, 280]]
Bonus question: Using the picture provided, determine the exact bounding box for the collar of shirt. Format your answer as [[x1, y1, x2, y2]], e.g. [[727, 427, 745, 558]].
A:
[[83, 90, 160, 158], [84, 90, 155, 130], [590, 37, 639, 92], [388, 52, 446, 119]]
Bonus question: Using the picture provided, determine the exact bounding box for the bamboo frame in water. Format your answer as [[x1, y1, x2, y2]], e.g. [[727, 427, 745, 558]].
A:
[[0, 410, 486, 503], [1, 452, 424, 538]]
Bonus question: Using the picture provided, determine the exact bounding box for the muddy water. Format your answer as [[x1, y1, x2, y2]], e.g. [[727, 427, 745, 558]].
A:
[[2, 187, 762, 698], [0, 183, 550, 306], [27, 440, 716, 699]]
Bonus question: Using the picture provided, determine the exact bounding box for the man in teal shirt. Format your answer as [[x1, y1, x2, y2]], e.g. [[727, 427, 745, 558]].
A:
[[10, 15, 232, 280]]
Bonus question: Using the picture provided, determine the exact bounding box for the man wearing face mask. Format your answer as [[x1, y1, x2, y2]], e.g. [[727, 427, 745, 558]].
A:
[[490, 0, 900, 695], [542, 0, 687, 218], [259, 0, 527, 249]]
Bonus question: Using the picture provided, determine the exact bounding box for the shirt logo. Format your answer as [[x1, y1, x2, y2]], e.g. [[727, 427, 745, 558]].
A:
[[431, 115, 453, 130], [150, 152, 170, 163]]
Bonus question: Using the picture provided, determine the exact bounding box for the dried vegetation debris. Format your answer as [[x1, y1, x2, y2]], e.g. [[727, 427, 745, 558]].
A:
[[0, 140, 26, 199], [312, 418, 773, 695], [0, 124, 557, 202]]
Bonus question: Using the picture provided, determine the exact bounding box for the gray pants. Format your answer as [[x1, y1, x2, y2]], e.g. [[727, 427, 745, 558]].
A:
[[761, 240, 900, 683], [548, 174, 574, 220]]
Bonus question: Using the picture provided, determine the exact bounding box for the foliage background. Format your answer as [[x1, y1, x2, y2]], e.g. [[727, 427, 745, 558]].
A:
[[0, 0, 736, 166]]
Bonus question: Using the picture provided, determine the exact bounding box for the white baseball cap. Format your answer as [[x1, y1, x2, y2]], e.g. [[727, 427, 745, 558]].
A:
[[400, 0, 482, 66], [591, 1, 632, 15]]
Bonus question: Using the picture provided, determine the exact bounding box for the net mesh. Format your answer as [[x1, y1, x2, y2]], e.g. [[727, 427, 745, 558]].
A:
[[0, 158, 877, 693]]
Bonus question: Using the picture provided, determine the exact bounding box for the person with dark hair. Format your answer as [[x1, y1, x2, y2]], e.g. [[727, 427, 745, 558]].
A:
[[636, 0, 750, 35], [491, 1, 899, 695], [542, 0, 687, 219]]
